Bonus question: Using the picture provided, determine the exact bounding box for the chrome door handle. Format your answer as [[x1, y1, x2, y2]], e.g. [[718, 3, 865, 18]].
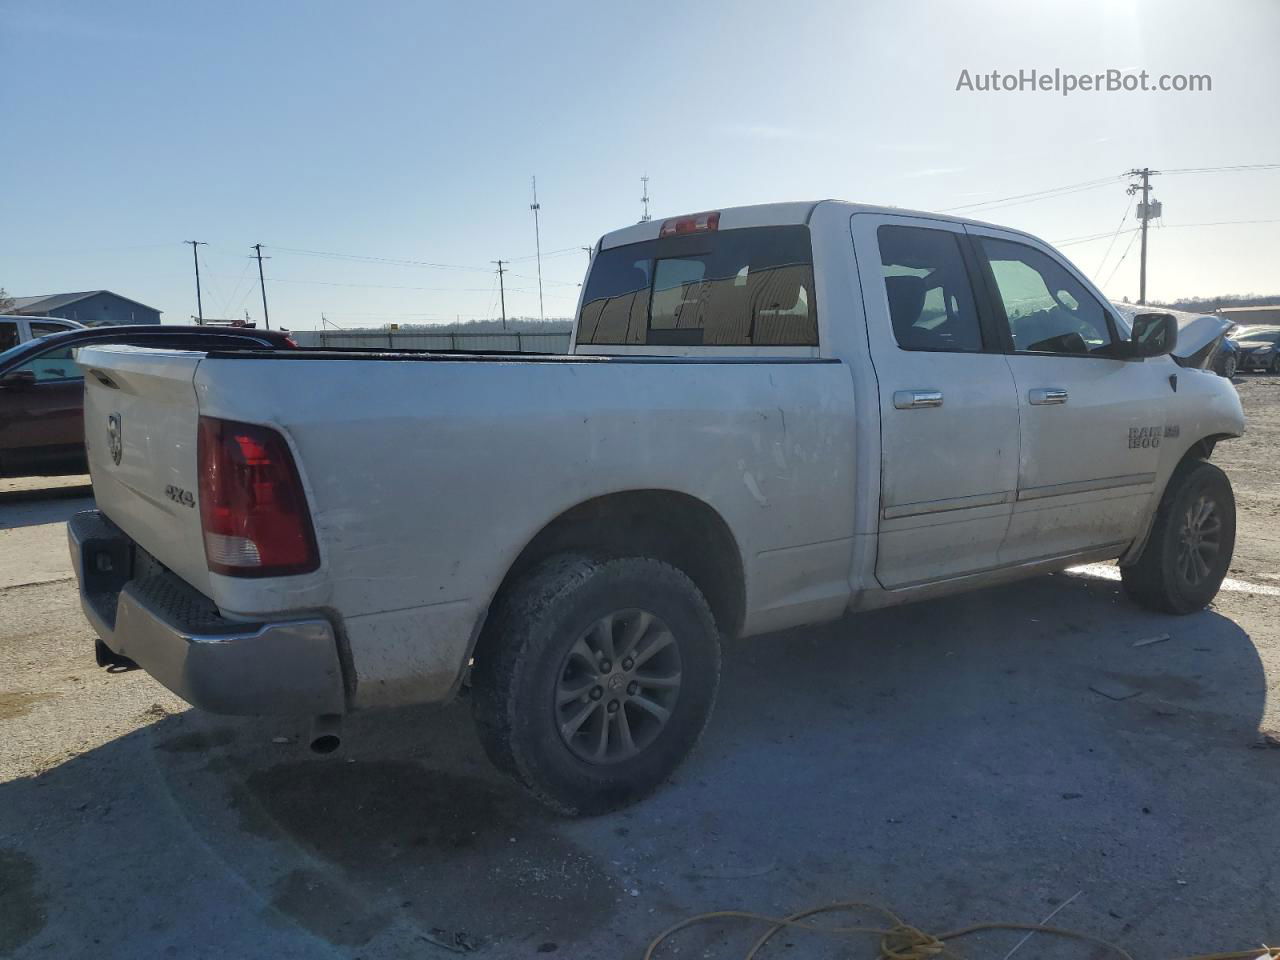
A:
[[893, 389, 944, 410], [1029, 388, 1068, 405]]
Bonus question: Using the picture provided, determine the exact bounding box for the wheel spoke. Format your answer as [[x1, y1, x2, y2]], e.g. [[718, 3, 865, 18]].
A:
[[561, 700, 600, 739], [1177, 549, 1192, 582], [1198, 541, 1220, 556], [557, 681, 596, 706], [631, 694, 671, 724], [1192, 549, 1210, 582], [632, 629, 675, 669], [615, 705, 636, 756], [616, 611, 652, 659], [566, 637, 600, 675], [635, 670, 681, 690], [593, 709, 611, 760], [1199, 519, 1222, 537], [590, 614, 617, 661]]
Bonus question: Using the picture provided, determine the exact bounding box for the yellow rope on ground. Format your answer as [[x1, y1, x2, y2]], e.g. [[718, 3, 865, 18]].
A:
[[642, 900, 1279, 960]]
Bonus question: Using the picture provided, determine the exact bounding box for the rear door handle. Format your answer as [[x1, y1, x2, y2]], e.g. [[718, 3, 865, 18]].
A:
[[893, 389, 944, 410], [1029, 388, 1068, 405]]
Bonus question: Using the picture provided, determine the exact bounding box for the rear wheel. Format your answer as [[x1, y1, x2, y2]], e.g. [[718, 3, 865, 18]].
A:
[[1121, 459, 1235, 614], [1221, 352, 1237, 379], [471, 555, 720, 815]]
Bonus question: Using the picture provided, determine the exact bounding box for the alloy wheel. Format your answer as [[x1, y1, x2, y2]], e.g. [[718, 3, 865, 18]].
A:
[[1176, 494, 1222, 587], [554, 609, 683, 764]]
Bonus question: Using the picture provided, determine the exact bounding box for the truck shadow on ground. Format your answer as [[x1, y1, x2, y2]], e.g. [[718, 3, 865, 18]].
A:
[[4, 570, 1277, 958], [0, 485, 93, 530]]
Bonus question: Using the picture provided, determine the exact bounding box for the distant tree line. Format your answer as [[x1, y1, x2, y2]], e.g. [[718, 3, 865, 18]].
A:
[[377, 317, 573, 334], [1151, 293, 1280, 313]]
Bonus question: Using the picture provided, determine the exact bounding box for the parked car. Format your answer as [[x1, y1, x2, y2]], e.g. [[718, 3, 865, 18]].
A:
[[0, 324, 295, 478], [1230, 326, 1280, 373], [69, 201, 1243, 814], [1212, 335, 1240, 378], [0, 314, 83, 351]]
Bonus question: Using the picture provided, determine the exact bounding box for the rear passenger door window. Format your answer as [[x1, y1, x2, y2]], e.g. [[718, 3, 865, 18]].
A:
[[877, 226, 984, 352], [977, 238, 1116, 356]]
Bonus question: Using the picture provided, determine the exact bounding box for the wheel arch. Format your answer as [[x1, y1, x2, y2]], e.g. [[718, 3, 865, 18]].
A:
[[1120, 432, 1237, 566], [480, 489, 746, 647]]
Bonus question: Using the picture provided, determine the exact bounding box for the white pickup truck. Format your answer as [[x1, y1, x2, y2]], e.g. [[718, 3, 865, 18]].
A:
[[69, 201, 1243, 813]]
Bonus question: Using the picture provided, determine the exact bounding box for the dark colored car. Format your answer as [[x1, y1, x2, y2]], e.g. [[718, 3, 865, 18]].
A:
[[1231, 326, 1280, 373], [0, 325, 295, 478]]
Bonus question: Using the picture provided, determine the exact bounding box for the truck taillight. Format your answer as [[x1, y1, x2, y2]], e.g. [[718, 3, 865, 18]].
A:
[[196, 416, 319, 577], [659, 211, 720, 237]]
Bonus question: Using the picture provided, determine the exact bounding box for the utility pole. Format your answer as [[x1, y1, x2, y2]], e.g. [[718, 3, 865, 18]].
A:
[[184, 240, 207, 324], [251, 243, 271, 329], [1126, 167, 1161, 305], [492, 259, 508, 330], [530, 176, 545, 322], [640, 175, 652, 222]]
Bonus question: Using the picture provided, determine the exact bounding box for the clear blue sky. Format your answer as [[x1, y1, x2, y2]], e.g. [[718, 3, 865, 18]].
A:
[[3, 0, 1277, 328]]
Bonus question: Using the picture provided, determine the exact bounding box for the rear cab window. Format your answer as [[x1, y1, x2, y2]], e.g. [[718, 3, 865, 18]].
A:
[[577, 226, 818, 347]]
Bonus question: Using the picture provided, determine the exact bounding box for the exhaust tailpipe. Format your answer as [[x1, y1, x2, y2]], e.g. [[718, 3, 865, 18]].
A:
[[309, 714, 343, 754]]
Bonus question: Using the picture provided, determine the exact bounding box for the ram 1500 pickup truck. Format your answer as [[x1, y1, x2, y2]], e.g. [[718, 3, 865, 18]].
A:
[[69, 201, 1244, 813]]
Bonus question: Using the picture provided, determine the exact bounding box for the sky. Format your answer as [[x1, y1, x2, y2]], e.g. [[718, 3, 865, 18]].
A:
[[2, 0, 1278, 329]]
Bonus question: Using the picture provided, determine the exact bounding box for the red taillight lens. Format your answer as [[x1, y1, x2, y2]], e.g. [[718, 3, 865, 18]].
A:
[[196, 416, 319, 577], [659, 211, 720, 237]]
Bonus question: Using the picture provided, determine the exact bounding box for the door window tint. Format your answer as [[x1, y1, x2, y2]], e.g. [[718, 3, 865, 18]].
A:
[[979, 238, 1115, 355], [0, 322, 17, 352], [15, 345, 81, 382], [31, 321, 70, 338], [578, 226, 817, 346], [877, 226, 984, 352]]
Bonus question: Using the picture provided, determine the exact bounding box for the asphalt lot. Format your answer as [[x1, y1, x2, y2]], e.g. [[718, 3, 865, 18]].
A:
[[2, 379, 1279, 960]]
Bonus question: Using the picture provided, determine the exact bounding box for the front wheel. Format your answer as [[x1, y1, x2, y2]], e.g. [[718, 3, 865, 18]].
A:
[[471, 555, 720, 815], [1221, 352, 1237, 379], [1121, 459, 1236, 614]]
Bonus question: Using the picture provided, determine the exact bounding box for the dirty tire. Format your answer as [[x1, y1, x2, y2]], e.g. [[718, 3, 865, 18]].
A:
[[471, 555, 720, 815], [1121, 459, 1236, 614]]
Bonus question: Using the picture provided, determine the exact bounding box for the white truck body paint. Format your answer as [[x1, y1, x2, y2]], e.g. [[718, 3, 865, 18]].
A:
[[74, 199, 1245, 713]]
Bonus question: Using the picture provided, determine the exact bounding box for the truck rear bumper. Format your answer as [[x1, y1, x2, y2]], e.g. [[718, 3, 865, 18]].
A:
[[68, 509, 346, 716]]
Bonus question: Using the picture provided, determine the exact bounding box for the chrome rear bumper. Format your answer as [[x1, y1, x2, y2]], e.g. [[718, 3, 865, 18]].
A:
[[68, 510, 345, 716]]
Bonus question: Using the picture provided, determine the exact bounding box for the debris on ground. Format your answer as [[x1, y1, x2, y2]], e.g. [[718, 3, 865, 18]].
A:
[[1089, 680, 1142, 701], [1132, 633, 1171, 648]]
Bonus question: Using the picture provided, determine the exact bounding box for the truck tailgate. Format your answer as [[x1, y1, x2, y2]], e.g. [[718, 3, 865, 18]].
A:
[[77, 345, 213, 598]]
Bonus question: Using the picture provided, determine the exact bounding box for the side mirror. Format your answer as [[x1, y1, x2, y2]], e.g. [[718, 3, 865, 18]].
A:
[[0, 370, 37, 389], [1127, 312, 1178, 359]]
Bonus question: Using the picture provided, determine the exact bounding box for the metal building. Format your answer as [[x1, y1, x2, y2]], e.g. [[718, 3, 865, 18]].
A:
[[9, 290, 161, 326]]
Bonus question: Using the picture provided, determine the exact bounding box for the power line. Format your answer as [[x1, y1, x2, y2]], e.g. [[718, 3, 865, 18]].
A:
[[1093, 201, 1133, 281], [940, 175, 1126, 213], [1161, 162, 1280, 175], [1101, 228, 1142, 291]]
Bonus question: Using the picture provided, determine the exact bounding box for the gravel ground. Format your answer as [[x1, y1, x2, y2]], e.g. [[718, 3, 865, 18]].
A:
[[1, 379, 1277, 960]]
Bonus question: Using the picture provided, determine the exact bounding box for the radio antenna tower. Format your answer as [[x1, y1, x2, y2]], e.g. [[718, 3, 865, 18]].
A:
[[530, 176, 545, 322], [640, 175, 652, 222]]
